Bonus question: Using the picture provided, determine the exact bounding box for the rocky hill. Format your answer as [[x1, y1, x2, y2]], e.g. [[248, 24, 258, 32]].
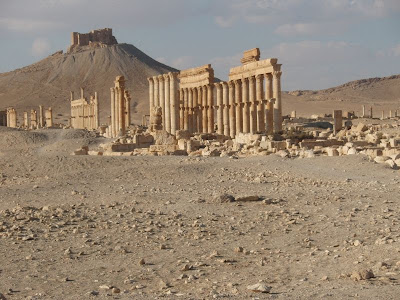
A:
[[0, 43, 177, 124], [287, 74, 400, 103]]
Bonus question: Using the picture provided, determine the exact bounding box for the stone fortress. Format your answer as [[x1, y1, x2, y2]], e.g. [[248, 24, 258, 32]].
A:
[[67, 28, 118, 53]]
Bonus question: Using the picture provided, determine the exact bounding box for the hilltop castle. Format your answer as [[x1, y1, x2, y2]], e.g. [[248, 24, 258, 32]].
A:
[[67, 28, 118, 53]]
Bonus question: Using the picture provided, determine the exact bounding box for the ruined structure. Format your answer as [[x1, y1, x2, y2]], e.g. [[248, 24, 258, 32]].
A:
[[6, 108, 17, 128], [147, 48, 283, 138], [68, 28, 118, 53], [70, 88, 99, 130], [45, 107, 53, 128], [148, 72, 179, 135], [30, 110, 38, 129], [109, 76, 132, 138]]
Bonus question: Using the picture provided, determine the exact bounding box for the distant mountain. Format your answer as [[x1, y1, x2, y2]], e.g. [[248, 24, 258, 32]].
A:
[[0, 43, 177, 124], [286, 74, 400, 102]]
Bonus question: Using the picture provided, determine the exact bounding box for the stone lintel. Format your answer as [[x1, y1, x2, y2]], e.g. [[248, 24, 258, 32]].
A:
[[229, 60, 280, 81]]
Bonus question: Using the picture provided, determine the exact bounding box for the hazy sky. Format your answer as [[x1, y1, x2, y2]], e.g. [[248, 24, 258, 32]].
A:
[[1, 0, 400, 90]]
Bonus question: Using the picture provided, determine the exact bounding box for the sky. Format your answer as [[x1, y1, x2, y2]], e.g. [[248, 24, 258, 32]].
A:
[[0, 0, 400, 90]]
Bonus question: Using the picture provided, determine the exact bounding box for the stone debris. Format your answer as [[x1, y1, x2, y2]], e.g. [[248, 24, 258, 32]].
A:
[[246, 283, 272, 293], [350, 269, 375, 281]]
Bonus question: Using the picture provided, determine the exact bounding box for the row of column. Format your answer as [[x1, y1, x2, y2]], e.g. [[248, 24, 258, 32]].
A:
[[179, 85, 214, 134], [6, 108, 17, 128], [178, 71, 282, 137], [148, 72, 179, 135]]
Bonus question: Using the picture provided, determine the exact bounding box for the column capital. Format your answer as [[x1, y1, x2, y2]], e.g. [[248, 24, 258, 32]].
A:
[[228, 80, 235, 88], [248, 76, 255, 83], [264, 73, 273, 80], [168, 72, 179, 80], [273, 71, 282, 79], [157, 75, 164, 82], [110, 87, 115, 92], [255, 74, 264, 80], [214, 82, 223, 90], [234, 79, 241, 87], [147, 77, 154, 83], [153, 76, 159, 83], [163, 73, 170, 81]]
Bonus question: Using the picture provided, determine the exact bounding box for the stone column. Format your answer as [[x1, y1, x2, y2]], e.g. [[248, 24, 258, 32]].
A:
[[169, 72, 178, 135], [264, 73, 273, 133], [163, 74, 171, 133], [179, 89, 184, 130], [110, 88, 115, 137], [381, 110, 384, 120], [370, 107, 373, 118], [197, 87, 203, 133], [158, 75, 165, 129], [264, 73, 273, 100], [193, 87, 198, 133], [153, 76, 159, 107], [215, 83, 223, 135], [242, 78, 249, 133], [228, 81, 236, 138], [202, 86, 208, 133], [115, 87, 120, 136], [362, 105, 365, 118], [222, 82, 229, 137], [256, 74, 265, 132], [249, 76, 257, 134], [46, 107, 53, 127], [234, 80, 242, 134], [39, 105, 44, 128], [148, 77, 154, 112], [273, 71, 282, 132], [333, 110, 343, 134], [188, 88, 193, 133], [118, 88, 126, 136], [125, 91, 131, 128], [183, 88, 189, 131], [266, 99, 275, 135], [207, 85, 214, 133], [94, 92, 99, 129], [24, 112, 28, 128]]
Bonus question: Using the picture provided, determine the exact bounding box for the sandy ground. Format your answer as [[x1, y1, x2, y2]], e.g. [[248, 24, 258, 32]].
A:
[[1, 127, 400, 299]]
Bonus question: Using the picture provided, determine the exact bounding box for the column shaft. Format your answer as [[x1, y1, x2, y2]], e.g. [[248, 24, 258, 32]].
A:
[[256, 74, 265, 132], [215, 83, 223, 135], [207, 85, 214, 133], [249, 76, 257, 134], [158, 76, 165, 130], [197, 87, 203, 133], [234, 80, 242, 134], [202, 86, 208, 133], [222, 82, 229, 137], [273, 71, 282, 132], [188, 88, 193, 133], [169, 73, 178, 135], [164, 75, 171, 133], [242, 78, 250, 133], [228, 81, 236, 138], [193, 88, 198, 133]]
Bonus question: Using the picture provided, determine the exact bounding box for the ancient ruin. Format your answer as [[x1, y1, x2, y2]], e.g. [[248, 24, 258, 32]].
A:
[[147, 49, 282, 138], [108, 76, 132, 138], [68, 28, 117, 53], [70, 88, 99, 131], [148, 72, 179, 135], [6, 107, 17, 128]]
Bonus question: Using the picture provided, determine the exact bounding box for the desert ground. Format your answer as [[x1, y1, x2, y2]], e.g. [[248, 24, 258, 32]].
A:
[[1, 125, 400, 299]]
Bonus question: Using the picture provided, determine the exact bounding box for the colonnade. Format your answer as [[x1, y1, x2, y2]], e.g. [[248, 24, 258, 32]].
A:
[[110, 76, 131, 137], [148, 72, 179, 135], [178, 85, 214, 134]]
